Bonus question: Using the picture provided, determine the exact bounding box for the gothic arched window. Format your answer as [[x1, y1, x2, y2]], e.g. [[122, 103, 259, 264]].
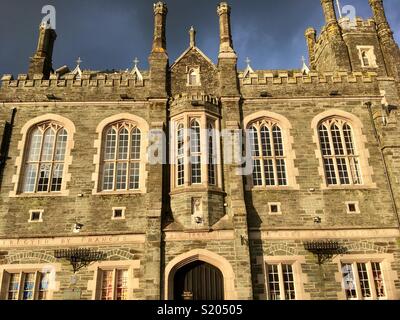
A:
[[187, 68, 200, 86], [101, 121, 141, 191], [22, 122, 68, 193], [248, 120, 287, 187], [318, 118, 362, 186]]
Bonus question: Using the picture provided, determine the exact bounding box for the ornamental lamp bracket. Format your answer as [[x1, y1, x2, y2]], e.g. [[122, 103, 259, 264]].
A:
[[304, 240, 347, 265], [54, 248, 106, 273]]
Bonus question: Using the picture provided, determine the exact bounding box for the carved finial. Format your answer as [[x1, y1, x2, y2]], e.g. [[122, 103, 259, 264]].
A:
[[70, 57, 83, 79], [130, 57, 143, 82], [189, 26, 196, 47], [243, 57, 254, 78], [335, 0, 343, 18], [133, 57, 139, 68], [302, 56, 310, 75]]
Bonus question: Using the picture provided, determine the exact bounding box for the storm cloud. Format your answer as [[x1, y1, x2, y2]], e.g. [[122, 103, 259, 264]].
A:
[[0, 0, 399, 75]]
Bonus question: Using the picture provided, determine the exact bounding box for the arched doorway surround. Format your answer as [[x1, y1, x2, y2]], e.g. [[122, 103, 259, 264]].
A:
[[164, 249, 237, 300]]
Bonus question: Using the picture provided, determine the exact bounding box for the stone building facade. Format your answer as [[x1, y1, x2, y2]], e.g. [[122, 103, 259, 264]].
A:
[[0, 0, 399, 300]]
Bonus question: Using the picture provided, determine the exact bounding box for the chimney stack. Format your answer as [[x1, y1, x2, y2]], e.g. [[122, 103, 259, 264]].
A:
[[152, 2, 168, 53], [305, 27, 317, 70], [28, 22, 57, 79], [189, 26, 196, 48], [217, 2, 236, 58]]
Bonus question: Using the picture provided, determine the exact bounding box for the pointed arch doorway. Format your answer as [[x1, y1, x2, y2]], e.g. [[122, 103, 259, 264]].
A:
[[174, 260, 224, 300], [164, 249, 237, 300]]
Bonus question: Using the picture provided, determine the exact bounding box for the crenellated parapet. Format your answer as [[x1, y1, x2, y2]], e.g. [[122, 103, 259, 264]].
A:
[[239, 70, 379, 86], [169, 92, 220, 117], [1, 71, 148, 89], [171, 92, 219, 105]]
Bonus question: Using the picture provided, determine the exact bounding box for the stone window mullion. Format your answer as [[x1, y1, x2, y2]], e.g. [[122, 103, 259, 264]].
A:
[[33, 128, 46, 193], [277, 263, 286, 301], [366, 262, 378, 300], [201, 115, 208, 185], [257, 125, 266, 187], [339, 123, 353, 185], [47, 128, 58, 193], [184, 116, 190, 186], [270, 124, 280, 187], [327, 123, 341, 185], [352, 262, 363, 300]]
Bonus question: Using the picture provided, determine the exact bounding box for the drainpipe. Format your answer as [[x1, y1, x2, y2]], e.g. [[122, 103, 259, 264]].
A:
[[0, 107, 17, 188], [365, 101, 400, 228]]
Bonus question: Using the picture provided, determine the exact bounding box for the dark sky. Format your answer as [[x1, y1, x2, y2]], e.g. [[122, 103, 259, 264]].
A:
[[0, 0, 399, 75]]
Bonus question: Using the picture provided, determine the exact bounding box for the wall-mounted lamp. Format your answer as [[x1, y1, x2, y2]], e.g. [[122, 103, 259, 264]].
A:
[[46, 94, 61, 101], [260, 91, 272, 98], [73, 223, 84, 233], [194, 216, 203, 224], [120, 94, 134, 100], [314, 216, 322, 224]]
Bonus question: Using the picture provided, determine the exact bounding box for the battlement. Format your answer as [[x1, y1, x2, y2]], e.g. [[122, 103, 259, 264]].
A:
[[238, 71, 378, 86], [339, 17, 376, 30], [171, 92, 219, 106], [1, 71, 148, 89]]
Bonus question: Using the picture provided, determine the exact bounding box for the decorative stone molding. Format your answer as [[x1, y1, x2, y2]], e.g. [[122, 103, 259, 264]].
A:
[[238, 71, 378, 85], [1, 72, 147, 88], [346, 241, 388, 254], [87, 259, 141, 300], [6, 252, 57, 264], [243, 110, 300, 190], [9, 114, 76, 197], [311, 109, 376, 189], [249, 228, 400, 241], [0, 234, 146, 249], [261, 255, 311, 300], [332, 253, 398, 300], [264, 243, 297, 256], [0, 263, 62, 300], [92, 113, 149, 195], [164, 249, 237, 300]]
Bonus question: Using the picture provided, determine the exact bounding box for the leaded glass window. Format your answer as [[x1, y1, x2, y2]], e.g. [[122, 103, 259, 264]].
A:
[[101, 121, 141, 191], [248, 120, 287, 187], [22, 122, 67, 193], [318, 119, 362, 186]]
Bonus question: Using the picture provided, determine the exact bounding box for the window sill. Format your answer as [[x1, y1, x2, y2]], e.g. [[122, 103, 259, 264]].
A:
[[320, 184, 377, 190], [247, 186, 299, 191], [170, 186, 225, 196], [10, 193, 67, 198], [92, 190, 146, 196]]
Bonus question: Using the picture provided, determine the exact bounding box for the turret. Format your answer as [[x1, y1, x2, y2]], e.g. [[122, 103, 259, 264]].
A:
[[368, 0, 400, 80], [310, 0, 351, 72]]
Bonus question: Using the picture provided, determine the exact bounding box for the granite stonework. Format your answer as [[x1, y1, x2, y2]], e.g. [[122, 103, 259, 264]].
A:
[[0, 0, 400, 300]]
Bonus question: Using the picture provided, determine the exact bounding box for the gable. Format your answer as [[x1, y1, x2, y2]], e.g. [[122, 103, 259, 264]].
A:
[[170, 47, 218, 96]]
